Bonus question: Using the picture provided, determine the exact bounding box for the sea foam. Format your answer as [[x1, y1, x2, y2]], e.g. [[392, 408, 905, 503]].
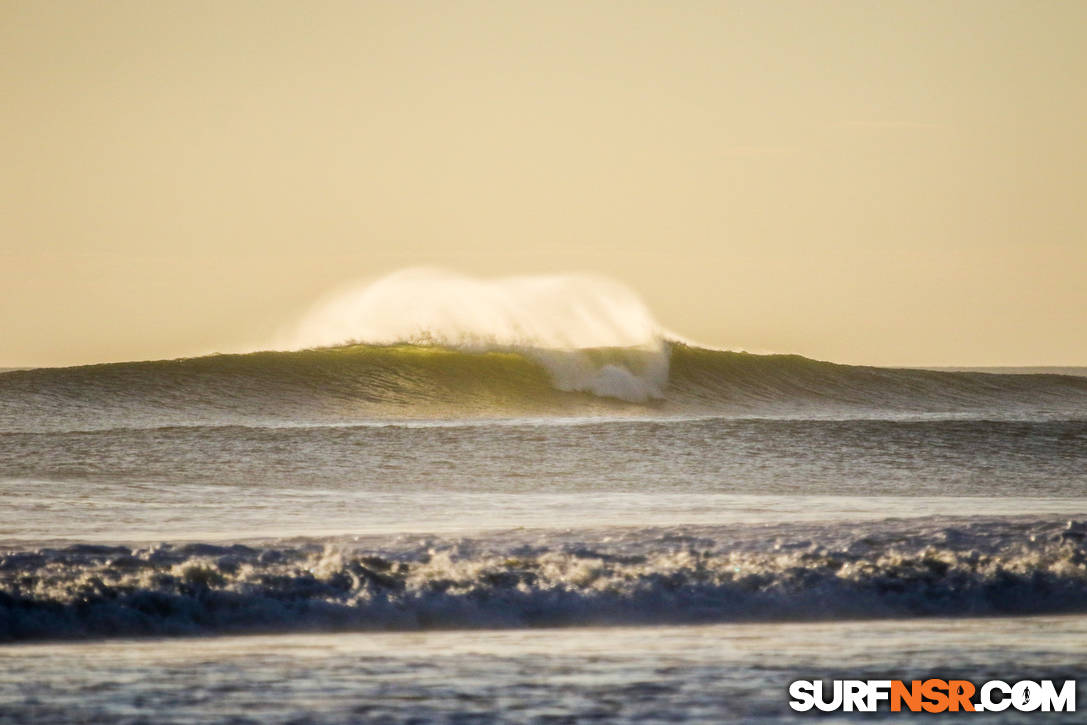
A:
[[4, 516, 1087, 642]]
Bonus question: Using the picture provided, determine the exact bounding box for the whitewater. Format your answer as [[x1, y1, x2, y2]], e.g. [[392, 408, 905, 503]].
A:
[[2, 270, 1086, 723]]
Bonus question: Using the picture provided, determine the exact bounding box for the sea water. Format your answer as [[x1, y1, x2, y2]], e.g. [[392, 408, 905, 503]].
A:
[[2, 295, 1087, 723]]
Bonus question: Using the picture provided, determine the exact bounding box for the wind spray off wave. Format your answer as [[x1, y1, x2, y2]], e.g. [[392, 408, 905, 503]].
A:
[[3, 269, 1087, 433], [281, 269, 671, 402]]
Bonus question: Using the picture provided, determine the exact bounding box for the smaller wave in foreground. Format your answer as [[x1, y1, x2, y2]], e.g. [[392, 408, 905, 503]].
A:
[[3, 516, 1087, 641]]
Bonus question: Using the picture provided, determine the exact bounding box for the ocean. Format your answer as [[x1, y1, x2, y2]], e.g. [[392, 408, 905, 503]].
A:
[[2, 339, 1087, 722]]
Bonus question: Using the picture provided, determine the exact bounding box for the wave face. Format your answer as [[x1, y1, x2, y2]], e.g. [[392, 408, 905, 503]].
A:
[[4, 516, 1087, 641], [2, 342, 1087, 432]]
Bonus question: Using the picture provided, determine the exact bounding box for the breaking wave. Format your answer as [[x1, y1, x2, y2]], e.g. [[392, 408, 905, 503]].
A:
[[4, 517, 1087, 641], [2, 342, 1086, 433], [2, 269, 1086, 431]]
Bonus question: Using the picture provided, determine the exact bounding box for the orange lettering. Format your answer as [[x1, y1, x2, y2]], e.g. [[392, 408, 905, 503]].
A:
[[947, 680, 976, 712], [921, 679, 949, 713], [891, 680, 923, 712]]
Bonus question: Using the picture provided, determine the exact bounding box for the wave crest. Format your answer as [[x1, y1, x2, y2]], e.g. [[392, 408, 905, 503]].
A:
[[275, 269, 671, 403]]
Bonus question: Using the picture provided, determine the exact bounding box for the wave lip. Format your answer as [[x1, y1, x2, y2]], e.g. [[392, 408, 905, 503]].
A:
[[4, 518, 1087, 641]]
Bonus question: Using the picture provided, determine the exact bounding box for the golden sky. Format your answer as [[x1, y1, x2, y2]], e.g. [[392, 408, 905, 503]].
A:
[[3, 0, 1085, 367]]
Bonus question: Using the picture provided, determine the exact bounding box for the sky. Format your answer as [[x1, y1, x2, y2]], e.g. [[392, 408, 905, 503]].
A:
[[2, 0, 1085, 368]]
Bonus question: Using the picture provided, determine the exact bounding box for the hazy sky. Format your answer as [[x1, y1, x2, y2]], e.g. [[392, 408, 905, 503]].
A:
[[3, 0, 1085, 367]]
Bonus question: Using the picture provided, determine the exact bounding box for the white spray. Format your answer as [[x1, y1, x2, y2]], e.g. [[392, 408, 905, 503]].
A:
[[279, 268, 670, 402]]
